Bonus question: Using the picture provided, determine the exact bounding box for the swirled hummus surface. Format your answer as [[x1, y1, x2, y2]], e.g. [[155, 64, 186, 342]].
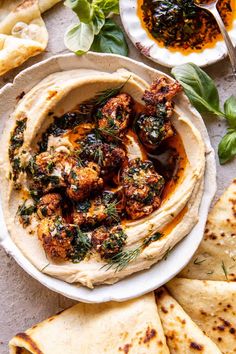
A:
[[0, 68, 205, 288]]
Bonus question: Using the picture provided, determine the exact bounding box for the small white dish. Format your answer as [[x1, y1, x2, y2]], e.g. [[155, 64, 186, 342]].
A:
[[120, 0, 236, 67], [0, 53, 216, 303]]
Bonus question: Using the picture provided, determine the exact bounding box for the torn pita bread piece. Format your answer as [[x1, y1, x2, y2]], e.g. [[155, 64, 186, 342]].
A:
[[181, 179, 236, 281], [167, 278, 236, 354], [9, 292, 170, 354], [0, 0, 61, 76], [38, 0, 61, 13], [155, 287, 221, 353]]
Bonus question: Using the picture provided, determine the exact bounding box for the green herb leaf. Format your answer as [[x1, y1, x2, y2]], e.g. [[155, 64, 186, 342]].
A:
[[71, 228, 92, 262], [64, 0, 92, 23], [93, 0, 119, 16], [224, 95, 236, 129], [64, 23, 94, 55], [17, 202, 36, 227], [88, 77, 130, 106], [143, 232, 163, 247], [91, 19, 129, 56], [105, 200, 120, 223], [103, 231, 163, 271], [105, 247, 141, 272], [218, 129, 236, 164], [92, 7, 105, 35], [171, 63, 223, 117]]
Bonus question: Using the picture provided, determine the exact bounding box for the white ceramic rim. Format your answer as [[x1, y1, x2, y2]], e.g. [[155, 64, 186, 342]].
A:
[[0, 53, 216, 303], [120, 0, 236, 67]]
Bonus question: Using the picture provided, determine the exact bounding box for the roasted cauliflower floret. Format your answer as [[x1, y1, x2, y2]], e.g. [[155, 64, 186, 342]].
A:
[[97, 93, 133, 141], [136, 113, 174, 149], [143, 77, 182, 116], [136, 77, 181, 148], [80, 141, 126, 176], [28, 151, 68, 190], [91, 225, 127, 259], [121, 158, 165, 220], [66, 162, 103, 201], [73, 191, 120, 227], [37, 193, 62, 219], [37, 216, 75, 260]]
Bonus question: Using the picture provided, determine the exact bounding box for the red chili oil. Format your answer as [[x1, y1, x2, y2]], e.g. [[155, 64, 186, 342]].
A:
[[137, 0, 235, 53]]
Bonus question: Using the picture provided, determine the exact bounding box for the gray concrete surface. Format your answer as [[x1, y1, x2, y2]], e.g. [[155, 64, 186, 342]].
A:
[[0, 3, 235, 353]]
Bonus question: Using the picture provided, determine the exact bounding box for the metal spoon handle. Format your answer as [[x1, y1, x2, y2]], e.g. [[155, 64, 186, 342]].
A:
[[211, 6, 236, 78]]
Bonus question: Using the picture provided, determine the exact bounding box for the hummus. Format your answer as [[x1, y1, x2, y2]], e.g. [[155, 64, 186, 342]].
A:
[[0, 68, 205, 288]]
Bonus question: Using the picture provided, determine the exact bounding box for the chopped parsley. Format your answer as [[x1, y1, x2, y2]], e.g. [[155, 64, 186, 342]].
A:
[[17, 202, 36, 227], [70, 228, 92, 262]]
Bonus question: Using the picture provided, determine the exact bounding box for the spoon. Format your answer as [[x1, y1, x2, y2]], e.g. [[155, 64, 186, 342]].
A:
[[194, 0, 236, 78]]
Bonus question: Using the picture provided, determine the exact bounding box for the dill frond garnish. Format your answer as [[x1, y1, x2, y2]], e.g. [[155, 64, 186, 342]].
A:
[[105, 200, 120, 223], [102, 232, 163, 272], [88, 76, 131, 107], [105, 247, 141, 272], [97, 117, 122, 141], [98, 127, 122, 141], [74, 150, 85, 167]]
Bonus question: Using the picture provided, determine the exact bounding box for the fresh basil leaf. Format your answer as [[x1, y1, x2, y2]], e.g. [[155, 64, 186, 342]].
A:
[[172, 63, 223, 117], [224, 95, 236, 129], [92, 7, 105, 35], [91, 19, 128, 56], [64, 0, 92, 23], [64, 23, 94, 55], [218, 128, 236, 164], [93, 0, 119, 16]]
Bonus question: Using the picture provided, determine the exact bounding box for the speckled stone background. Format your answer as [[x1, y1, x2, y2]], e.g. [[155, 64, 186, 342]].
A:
[[0, 3, 235, 353]]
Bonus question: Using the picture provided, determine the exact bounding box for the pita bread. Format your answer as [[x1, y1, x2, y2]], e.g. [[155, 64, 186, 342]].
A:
[[9, 292, 170, 354], [181, 179, 236, 281], [38, 0, 61, 13], [0, 0, 61, 76], [155, 287, 221, 353], [166, 278, 236, 354]]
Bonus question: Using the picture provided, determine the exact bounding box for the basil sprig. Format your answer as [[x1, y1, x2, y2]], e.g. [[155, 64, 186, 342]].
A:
[[64, 0, 128, 56], [172, 63, 236, 164]]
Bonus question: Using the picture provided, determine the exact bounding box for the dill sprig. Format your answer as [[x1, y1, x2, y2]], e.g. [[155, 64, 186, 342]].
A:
[[98, 127, 122, 141], [105, 201, 120, 223], [88, 76, 131, 107], [74, 150, 85, 167], [97, 117, 122, 141], [105, 247, 141, 272], [103, 232, 163, 272]]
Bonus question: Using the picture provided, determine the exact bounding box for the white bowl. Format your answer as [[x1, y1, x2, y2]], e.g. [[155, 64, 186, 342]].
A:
[[120, 0, 236, 67], [0, 53, 216, 303]]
